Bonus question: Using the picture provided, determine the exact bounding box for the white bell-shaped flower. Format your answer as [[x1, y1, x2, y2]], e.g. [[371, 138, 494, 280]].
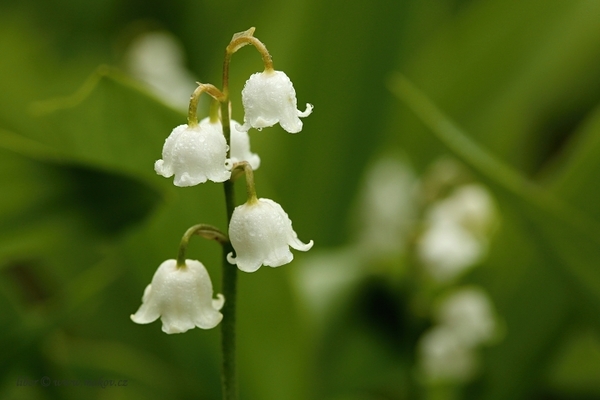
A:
[[239, 70, 313, 133], [436, 287, 497, 347], [154, 118, 231, 186], [418, 220, 483, 282], [227, 198, 313, 272], [417, 183, 496, 282], [418, 326, 477, 383], [230, 120, 260, 170], [131, 259, 225, 334]]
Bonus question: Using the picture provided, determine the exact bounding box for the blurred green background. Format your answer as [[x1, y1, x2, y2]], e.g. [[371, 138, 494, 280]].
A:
[[2, 0, 600, 399]]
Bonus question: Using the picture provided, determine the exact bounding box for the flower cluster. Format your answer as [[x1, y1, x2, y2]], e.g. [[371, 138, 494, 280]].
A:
[[132, 28, 313, 334], [417, 287, 498, 383], [292, 154, 501, 390], [413, 158, 500, 384], [417, 162, 497, 282]]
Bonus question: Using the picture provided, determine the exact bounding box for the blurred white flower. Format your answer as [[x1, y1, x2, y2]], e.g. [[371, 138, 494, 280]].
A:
[[418, 221, 483, 282], [227, 198, 313, 272], [239, 70, 313, 133], [131, 259, 225, 334], [418, 183, 497, 282], [428, 183, 496, 237], [230, 120, 260, 170], [355, 155, 418, 257], [125, 31, 197, 110], [293, 248, 364, 329], [418, 326, 477, 383], [420, 157, 466, 201], [436, 287, 497, 347], [154, 118, 231, 186]]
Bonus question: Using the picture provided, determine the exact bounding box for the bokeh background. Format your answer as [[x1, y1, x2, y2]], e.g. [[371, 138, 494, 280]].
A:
[[2, 0, 600, 399]]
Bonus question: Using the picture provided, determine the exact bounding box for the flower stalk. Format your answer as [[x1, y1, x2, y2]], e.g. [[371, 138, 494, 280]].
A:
[[176, 224, 229, 268], [220, 230, 237, 400], [231, 161, 257, 203], [188, 83, 225, 127], [142, 26, 312, 400], [221, 162, 238, 400], [223, 27, 273, 100]]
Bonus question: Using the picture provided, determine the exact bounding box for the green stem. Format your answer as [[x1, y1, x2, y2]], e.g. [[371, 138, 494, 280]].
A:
[[187, 83, 225, 127], [231, 162, 257, 203], [220, 64, 238, 397], [218, 26, 270, 399], [223, 28, 273, 100], [220, 197, 237, 400], [176, 224, 228, 268]]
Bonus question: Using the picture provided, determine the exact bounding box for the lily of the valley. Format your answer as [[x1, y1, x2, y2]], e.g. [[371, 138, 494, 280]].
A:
[[227, 198, 313, 272], [230, 119, 261, 170], [131, 259, 225, 334], [155, 118, 231, 186], [239, 70, 313, 133], [436, 287, 497, 348], [417, 184, 496, 282]]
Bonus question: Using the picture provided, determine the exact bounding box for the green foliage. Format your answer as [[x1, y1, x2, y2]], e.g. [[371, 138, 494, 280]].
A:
[[2, 0, 600, 399]]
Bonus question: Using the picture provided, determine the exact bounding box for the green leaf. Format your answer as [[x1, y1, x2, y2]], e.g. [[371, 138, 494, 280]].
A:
[[546, 103, 600, 222], [26, 66, 184, 185], [544, 329, 600, 396]]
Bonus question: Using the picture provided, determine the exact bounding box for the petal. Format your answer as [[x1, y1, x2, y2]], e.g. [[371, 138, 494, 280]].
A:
[[298, 103, 314, 118], [237, 122, 251, 133], [263, 245, 293, 268], [154, 159, 172, 178], [226, 252, 237, 265], [174, 171, 206, 187], [130, 284, 161, 325], [161, 315, 196, 334], [233, 256, 263, 273], [289, 238, 314, 252], [212, 293, 225, 311], [193, 307, 223, 330], [230, 120, 261, 170], [279, 116, 303, 134]]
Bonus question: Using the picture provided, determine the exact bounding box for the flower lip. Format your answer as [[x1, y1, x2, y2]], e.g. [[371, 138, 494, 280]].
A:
[[154, 118, 231, 187], [131, 259, 224, 334], [239, 70, 313, 134], [227, 198, 313, 272]]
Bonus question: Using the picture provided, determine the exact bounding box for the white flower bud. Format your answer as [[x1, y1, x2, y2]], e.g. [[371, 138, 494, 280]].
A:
[[154, 118, 231, 186], [131, 259, 225, 334], [239, 70, 313, 133], [230, 120, 260, 170], [227, 198, 313, 272]]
